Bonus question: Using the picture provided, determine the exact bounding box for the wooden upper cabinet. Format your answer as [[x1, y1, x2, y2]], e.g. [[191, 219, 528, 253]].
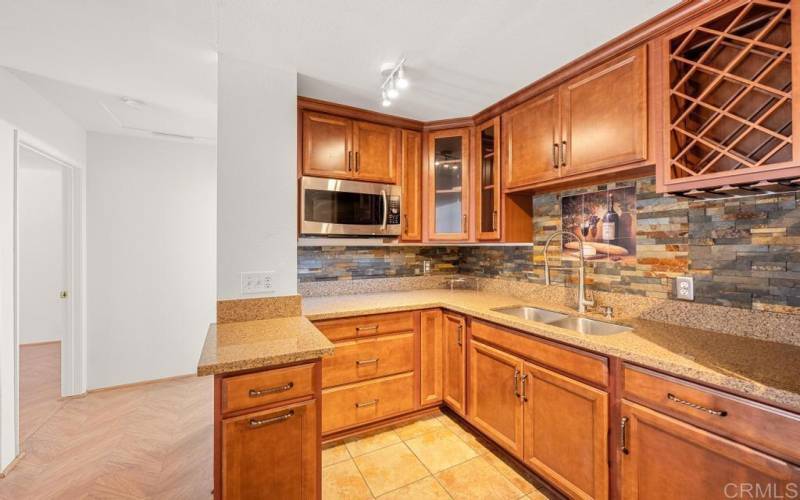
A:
[[502, 89, 561, 188], [427, 128, 471, 241], [475, 118, 501, 240], [621, 401, 800, 500], [523, 362, 608, 500], [468, 340, 524, 458], [352, 120, 397, 183], [659, 0, 799, 193], [419, 309, 443, 406], [301, 110, 399, 184], [302, 111, 353, 179], [400, 129, 423, 241], [442, 313, 467, 415], [222, 399, 318, 500], [561, 45, 648, 176]]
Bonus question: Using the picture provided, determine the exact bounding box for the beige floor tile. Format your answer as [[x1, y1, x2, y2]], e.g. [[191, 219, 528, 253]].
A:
[[435, 456, 523, 500], [377, 476, 450, 499], [394, 415, 444, 441], [353, 443, 430, 497], [322, 442, 351, 467], [483, 451, 542, 494], [345, 428, 402, 457], [456, 428, 494, 455], [322, 459, 373, 500], [405, 426, 478, 473], [527, 488, 561, 500]]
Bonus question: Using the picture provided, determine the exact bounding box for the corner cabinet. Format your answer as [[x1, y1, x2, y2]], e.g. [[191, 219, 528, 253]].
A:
[[442, 312, 467, 415], [301, 111, 398, 184], [503, 45, 650, 191], [475, 118, 502, 240], [658, 0, 800, 193], [427, 128, 471, 241]]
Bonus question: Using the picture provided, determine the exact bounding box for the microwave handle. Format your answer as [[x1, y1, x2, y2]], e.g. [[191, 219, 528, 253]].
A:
[[381, 190, 388, 231]]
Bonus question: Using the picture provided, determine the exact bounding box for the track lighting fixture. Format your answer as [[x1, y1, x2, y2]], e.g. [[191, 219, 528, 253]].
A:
[[379, 58, 408, 106]]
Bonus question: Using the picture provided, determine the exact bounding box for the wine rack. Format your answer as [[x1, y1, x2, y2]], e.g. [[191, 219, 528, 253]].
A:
[[664, 0, 798, 191]]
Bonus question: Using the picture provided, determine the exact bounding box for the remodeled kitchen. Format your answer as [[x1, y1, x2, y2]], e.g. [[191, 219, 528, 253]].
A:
[[199, 1, 800, 499]]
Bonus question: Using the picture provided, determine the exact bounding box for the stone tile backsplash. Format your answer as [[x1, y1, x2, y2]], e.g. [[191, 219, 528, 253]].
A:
[[298, 176, 800, 315]]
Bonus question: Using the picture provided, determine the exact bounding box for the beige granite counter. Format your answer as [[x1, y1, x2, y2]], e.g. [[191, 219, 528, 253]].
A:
[[197, 316, 334, 376], [303, 289, 800, 413]]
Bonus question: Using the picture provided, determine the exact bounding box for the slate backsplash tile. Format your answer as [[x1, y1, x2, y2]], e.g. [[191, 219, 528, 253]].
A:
[[298, 177, 800, 314]]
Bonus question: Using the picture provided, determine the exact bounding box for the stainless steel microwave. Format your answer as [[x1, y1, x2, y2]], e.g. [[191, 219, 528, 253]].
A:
[[300, 177, 401, 236]]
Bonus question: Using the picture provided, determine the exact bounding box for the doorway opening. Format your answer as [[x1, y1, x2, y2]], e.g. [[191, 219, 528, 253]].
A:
[[16, 145, 70, 445]]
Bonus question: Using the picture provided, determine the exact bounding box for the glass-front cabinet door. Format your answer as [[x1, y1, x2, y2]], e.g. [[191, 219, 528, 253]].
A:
[[427, 128, 471, 240], [476, 118, 501, 240]]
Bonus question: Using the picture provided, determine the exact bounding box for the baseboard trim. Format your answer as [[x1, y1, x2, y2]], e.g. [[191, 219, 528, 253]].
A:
[[0, 452, 26, 479], [87, 373, 197, 393], [19, 340, 60, 347]]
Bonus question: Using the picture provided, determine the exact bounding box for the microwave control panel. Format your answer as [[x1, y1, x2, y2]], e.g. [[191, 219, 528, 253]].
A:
[[388, 196, 401, 225]]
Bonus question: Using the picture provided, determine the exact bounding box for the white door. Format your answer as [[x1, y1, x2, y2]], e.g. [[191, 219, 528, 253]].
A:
[[18, 148, 68, 345]]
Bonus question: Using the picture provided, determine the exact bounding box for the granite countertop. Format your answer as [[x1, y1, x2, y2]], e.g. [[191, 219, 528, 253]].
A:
[[303, 289, 800, 413], [197, 316, 334, 376]]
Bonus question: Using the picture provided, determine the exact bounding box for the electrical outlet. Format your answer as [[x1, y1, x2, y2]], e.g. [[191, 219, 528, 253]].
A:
[[423, 260, 432, 275], [675, 276, 694, 301], [241, 271, 274, 295]]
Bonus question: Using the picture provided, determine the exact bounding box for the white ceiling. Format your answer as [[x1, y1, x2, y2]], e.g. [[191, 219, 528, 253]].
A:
[[0, 0, 680, 138]]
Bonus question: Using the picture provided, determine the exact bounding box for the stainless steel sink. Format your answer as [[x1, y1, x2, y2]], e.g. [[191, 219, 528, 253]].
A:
[[547, 316, 632, 336], [492, 306, 568, 324]]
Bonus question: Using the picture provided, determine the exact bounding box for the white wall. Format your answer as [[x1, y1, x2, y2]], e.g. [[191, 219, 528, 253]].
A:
[[217, 54, 297, 299], [18, 149, 67, 344], [87, 133, 216, 389], [0, 68, 85, 167]]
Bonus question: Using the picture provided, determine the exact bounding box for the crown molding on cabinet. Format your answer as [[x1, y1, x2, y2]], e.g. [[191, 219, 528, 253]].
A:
[[297, 96, 425, 130]]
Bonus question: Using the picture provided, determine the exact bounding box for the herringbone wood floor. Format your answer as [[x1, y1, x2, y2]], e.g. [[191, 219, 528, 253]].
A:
[[1, 345, 213, 499]]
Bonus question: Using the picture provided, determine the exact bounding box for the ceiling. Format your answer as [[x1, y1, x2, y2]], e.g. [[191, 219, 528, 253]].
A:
[[0, 0, 680, 139]]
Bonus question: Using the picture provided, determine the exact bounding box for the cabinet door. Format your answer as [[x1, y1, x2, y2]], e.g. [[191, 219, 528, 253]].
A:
[[502, 89, 561, 188], [222, 399, 317, 500], [442, 313, 466, 415], [467, 340, 524, 458], [561, 46, 647, 176], [400, 129, 423, 241], [475, 118, 501, 240], [302, 111, 353, 179], [353, 120, 397, 183], [427, 128, 471, 241], [621, 401, 800, 500], [523, 362, 608, 500], [419, 309, 443, 406]]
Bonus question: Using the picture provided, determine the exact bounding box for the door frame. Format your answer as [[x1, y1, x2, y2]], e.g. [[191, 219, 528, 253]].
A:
[[13, 137, 86, 427]]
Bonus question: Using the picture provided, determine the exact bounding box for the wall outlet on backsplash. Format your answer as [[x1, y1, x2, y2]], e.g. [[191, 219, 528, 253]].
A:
[[675, 277, 694, 301], [423, 259, 432, 275]]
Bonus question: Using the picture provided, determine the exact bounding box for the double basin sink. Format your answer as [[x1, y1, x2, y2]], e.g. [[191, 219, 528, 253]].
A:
[[492, 306, 632, 336]]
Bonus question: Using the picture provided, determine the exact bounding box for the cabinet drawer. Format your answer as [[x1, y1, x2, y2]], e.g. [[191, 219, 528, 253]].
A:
[[222, 363, 315, 414], [321, 372, 415, 433], [623, 364, 800, 464], [471, 319, 608, 387], [314, 311, 415, 341], [323, 332, 414, 388]]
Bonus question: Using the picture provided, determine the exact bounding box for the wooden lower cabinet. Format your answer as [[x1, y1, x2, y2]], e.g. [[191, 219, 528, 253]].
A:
[[222, 398, 318, 500], [620, 401, 800, 500], [322, 332, 414, 388], [523, 362, 609, 500], [419, 309, 444, 406], [467, 340, 524, 458], [442, 313, 467, 415], [321, 372, 415, 434]]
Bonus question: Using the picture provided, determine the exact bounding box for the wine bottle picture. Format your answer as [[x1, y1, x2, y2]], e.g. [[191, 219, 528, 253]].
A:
[[601, 193, 619, 243]]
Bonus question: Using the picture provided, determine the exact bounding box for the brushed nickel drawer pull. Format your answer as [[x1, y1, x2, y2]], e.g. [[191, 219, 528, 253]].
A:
[[249, 409, 294, 428], [513, 368, 520, 398], [356, 324, 379, 333], [520, 373, 528, 402], [356, 358, 379, 365], [620, 416, 629, 454], [667, 393, 727, 417], [552, 143, 559, 169], [457, 324, 463, 347], [249, 381, 293, 398], [355, 399, 379, 408]]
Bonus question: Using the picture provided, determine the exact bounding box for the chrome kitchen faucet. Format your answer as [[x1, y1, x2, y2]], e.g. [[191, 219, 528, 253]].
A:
[[542, 231, 594, 314]]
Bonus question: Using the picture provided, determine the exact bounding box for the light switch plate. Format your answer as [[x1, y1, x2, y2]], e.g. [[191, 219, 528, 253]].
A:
[[675, 276, 694, 301], [241, 271, 274, 295]]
